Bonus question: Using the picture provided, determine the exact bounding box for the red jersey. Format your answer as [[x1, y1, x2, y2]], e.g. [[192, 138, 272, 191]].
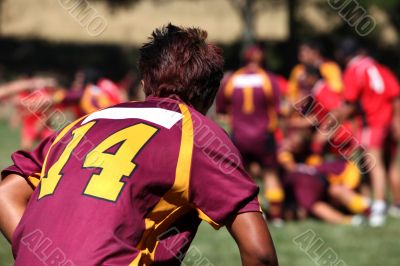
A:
[[2, 97, 260, 265], [17, 88, 55, 143], [343, 56, 400, 127], [312, 80, 342, 115]]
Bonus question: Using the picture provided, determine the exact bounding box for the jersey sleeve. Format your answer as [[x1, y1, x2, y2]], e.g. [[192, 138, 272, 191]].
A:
[[189, 119, 260, 229], [1, 134, 55, 187], [286, 64, 304, 102], [216, 74, 234, 114], [321, 62, 343, 93]]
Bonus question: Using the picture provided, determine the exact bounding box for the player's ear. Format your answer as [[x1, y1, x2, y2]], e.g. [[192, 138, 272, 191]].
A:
[[140, 80, 145, 89]]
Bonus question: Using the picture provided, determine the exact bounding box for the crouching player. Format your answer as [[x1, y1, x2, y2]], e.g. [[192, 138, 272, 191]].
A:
[[0, 25, 278, 266], [278, 135, 368, 225]]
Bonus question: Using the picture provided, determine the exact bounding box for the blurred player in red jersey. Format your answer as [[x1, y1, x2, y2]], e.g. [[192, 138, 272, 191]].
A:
[[15, 88, 55, 149], [217, 45, 284, 225], [0, 24, 278, 266], [335, 38, 400, 227], [287, 41, 343, 104], [0, 77, 57, 149]]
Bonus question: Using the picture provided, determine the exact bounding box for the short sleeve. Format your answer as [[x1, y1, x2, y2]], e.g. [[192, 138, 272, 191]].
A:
[[1, 134, 55, 187], [189, 120, 260, 229], [286, 64, 304, 102], [321, 62, 343, 93], [216, 73, 234, 114]]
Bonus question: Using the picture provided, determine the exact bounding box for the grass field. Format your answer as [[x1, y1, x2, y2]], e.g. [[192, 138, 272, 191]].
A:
[[0, 119, 399, 266]]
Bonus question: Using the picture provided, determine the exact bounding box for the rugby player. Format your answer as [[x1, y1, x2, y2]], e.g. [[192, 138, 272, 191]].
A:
[[287, 41, 343, 104], [0, 24, 278, 266], [335, 38, 400, 227], [216, 45, 284, 224]]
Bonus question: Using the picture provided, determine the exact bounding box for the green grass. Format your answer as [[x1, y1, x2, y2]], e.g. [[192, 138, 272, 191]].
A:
[[0, 120, 400, 266]]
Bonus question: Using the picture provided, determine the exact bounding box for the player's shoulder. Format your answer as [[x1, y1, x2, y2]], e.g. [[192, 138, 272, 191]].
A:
[[290, 64, 305, 74], [321, 60, 340, 68]]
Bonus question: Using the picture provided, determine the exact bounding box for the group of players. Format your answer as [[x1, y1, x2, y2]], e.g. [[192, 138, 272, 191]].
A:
[[217, 39, 400, 227], [1, 38, 399, 229], [0, 68, 135, 149]]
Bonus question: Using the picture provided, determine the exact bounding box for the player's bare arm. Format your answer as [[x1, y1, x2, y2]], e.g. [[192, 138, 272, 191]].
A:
[[0, 174, 33, 243], [0, 78, 56, 99], [227, 212, 278, 266]]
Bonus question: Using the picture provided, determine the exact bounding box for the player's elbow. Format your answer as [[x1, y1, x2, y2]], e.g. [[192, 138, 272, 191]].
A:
[[241, 246, 279, 266], [254, 248, 279, 266]]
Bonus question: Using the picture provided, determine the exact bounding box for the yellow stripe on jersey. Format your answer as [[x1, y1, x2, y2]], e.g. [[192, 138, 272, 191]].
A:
[[224, 78, 235, 99], [196, 208, 221, 229], [224, 68, 246, 99], [257, 68, 273, 97], [242, 86, 254, 114], [268, 107, 278, 131], [328, 162, 361, 189], [287, 64, 304, 103], [320, 62, 343, 93], [130, 103, 194, 266], [80, 88, 94, 114], [27, 172, 41, 188], [257, 68, 278, 130]]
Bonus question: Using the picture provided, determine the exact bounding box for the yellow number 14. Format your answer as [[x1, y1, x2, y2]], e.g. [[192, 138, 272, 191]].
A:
[[39, 123, 158, 202]]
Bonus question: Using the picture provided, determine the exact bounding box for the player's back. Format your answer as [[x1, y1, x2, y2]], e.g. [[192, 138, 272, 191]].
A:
[[12, 98, 193, 265], [219, 67, 279, 142], [8, 96, 259, 265], [344, 56, 399, 126]]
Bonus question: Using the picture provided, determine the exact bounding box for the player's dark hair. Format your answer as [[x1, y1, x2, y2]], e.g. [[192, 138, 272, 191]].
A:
[[82, 67, 102, 85], [139, 24, 224, 113], [337, 37, 361, 58], [301, 40, 324, 55], [304, 64, 322, 80]]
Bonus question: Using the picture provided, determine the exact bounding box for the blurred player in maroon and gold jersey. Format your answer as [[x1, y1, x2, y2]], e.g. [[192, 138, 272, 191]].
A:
[[0, 24, 278, 266], [335, 38, 400, 227], [54, 69, 128, 118], [216, 45, 284, 225], [80, 78, 127, 115], [278, 135, 368, 225], [287, 41, 343, 104], [282, 66, 370, 224]]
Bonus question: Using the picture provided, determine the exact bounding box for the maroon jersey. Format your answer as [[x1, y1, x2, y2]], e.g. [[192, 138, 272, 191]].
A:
[[217, 66, 280, 167], [2, 96, 260, 266]]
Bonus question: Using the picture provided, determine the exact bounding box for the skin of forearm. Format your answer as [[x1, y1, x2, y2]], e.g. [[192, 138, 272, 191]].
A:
[[228, 212, 278, 266], [0, 174, 33, 243]]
